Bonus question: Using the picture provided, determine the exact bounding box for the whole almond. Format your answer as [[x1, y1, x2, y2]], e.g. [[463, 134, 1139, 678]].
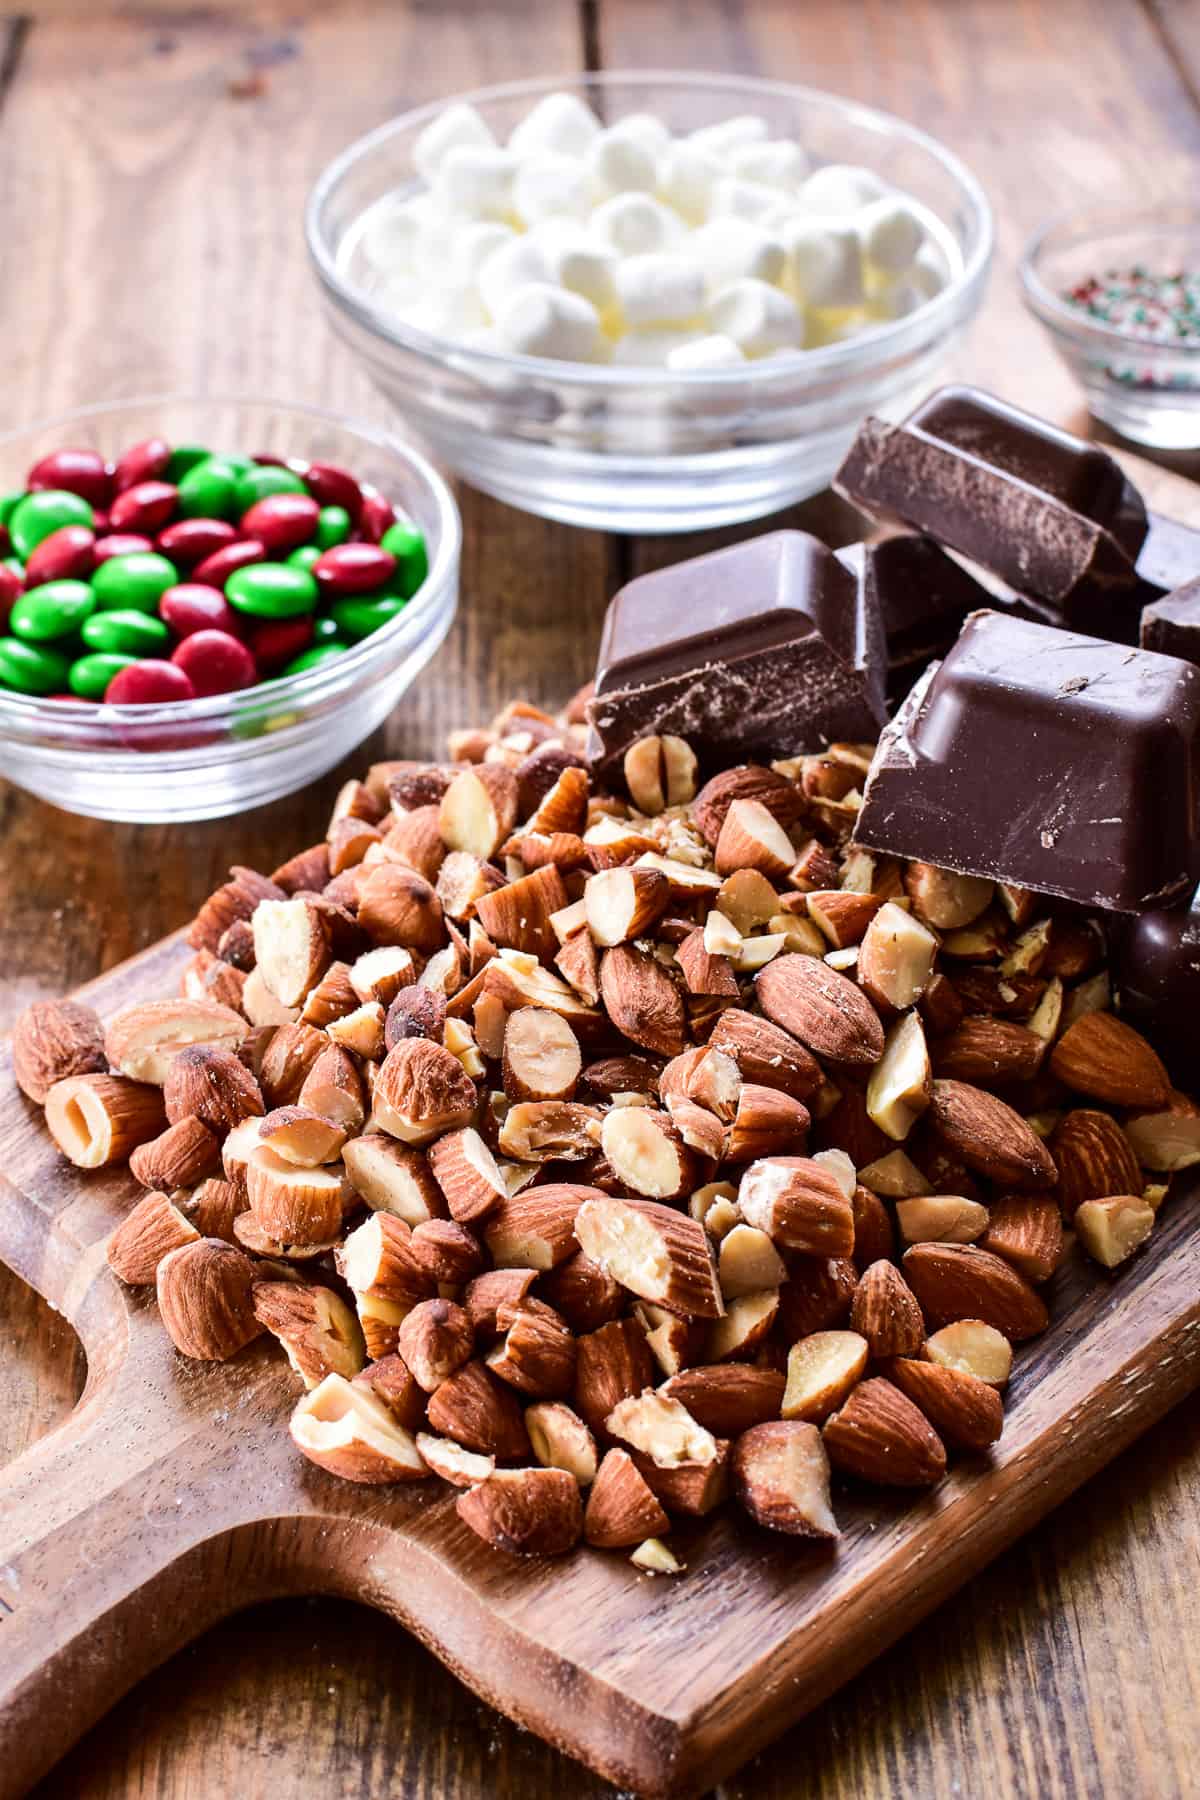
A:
[[903, 1242, 1049, 1341], [888, 1357, 1004, 1451], [823, 1376, 947, 1487], [850, 1260, 925, 1357], [12, 998, 107, 1104], [1049, 1012, 1170, 1109], [927, 1080, 1057, 1189], [1049, 1108, 1142, 1218], [756, 953, 884, 1067], [599, 943, 687, 1058]]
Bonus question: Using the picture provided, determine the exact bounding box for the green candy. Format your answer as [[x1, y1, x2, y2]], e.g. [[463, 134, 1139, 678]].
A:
[[380, 521, 428, 598], [0, 492, 24, 527], [177, 457, 241, 520], [81, 608, 170, 656], [287, 545, 322, 574], [312, 613, 341, 643], [9, 579, 96, 643], [315, 505, 352, 549], [226, 562, 318, 619], [9, 489, 94, 560], [166, 444, 211, 481], [0, 635, 71, 694], [68, 651, 137, 699], [283, 642, 348, 676], [235, 465, 306, 513], [91, 551, 178, 613], [330, 595, 407, 642]]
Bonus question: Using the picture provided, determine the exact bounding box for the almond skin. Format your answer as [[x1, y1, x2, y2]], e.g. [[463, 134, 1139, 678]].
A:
[[425, 1359, 530, 1460], [1049, 1012, 1170, 1109], [661, 1364, 786, 1437], [732, 1420, 839, 1538], [599, 943, 688, 1058], [927, 1080, 1057, 1189], [887, 1358, 1004, 1452], [756, 953, 884, 1067], [850, 1260, 925, 1358], [981, 1193, 1064, 1284], [902, 1243, 1050, 1341], [932, 1017, 1045, 1087], [708, 1006, 822, 1101], [156, 1237, 263, 1361], [584, 1449, 670, 1548], [12, 998, 107, 1104], [456, 1467, 583, 1557], [1049, 1108, 1143, 1218], [823, 1376, 947, 1488]]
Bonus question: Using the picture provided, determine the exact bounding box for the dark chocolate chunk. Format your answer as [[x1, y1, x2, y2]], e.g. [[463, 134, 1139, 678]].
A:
[[1136, 512, 1200, 597], [837, 531, 1003, 702], [856, 609, 1200, 913], [586, 530, 887, 776], [1112, 890, 1200, 1083], [834, 387, 1145, 625], [1140, 579, 1200, 664]]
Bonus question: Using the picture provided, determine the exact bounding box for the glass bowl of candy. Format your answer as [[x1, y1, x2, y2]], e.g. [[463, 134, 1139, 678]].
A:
[[0, 396, 460, 822], [306, 71, 993, 533], [1020, 202, 1200, 449]]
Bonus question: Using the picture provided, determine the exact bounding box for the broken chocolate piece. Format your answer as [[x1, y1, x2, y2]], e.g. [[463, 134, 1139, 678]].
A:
[[837, 531, 1001, 703], [834, 387, 1146, 627], [1137, 512, 1200, 598], [1113, 890, 1200, 1082], [856, 609, 1200, 913], [586, 530, 887, 777], [1140, 579, 1200, 664]]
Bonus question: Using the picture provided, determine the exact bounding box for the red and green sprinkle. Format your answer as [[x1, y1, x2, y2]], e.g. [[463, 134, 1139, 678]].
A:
[[1063, 265, 1200, 345]]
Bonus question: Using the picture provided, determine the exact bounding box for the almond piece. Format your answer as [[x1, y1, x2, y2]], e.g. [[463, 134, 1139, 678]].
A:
[[291, 1373, 429, 1482], [903, 1242, 1049, 1340], [403, 1219, 482, 1286], [777, 1255, 858, 1340], [888, 1357, 1004, 1451], [464, 1267, 538, 1336], [426, 1359, 530, 1459], [252, 898, 331, 1006], [180, 951, 245, 1014], [622, 734, 697, 815], [1046, 1108, 1143, 1218], [373, 1038, 478, 1145], [257, 1022, 327, 1107], [45, 1072, 166, 1169], [498, 1098, 600, 1161], [706, 1289, 780, 1362], [717, 1223, 787, 1299], [851, 1260, 925, 1357], [806, 890, 884, 950], [927, 1080, 1057, 1189], [600, 943, 687, 1058], [857, 903, 938, 1012], [1049, 1013, 1170, 1109], [456, 1466, 582, 1557], [342, 1135, 443, 1223], [162, 1044, 263, 1131], [256, 1106, 347, 1168], [107, 1189, 201, 1284], [628, 1443, 731, 1516], [573, 1317, 655, 1439], [129, 1115, 220, 1190], [1123, 1091, 1200, 1172], [823, 1375, 947, 1487], [488, 1301, 576, 1398], [356, 863, 444, 953], [524, 1401, 597, 1485], [715, 798, 795, 880], [104, 997, 247, 1085], [660, 1045, 741, 1120], [475, 865, 569, 961], [782, 1329, 869, 1422], [583, 866, 671, 948], [437, 850, 507, 922], [924, 1319, 1012, 1387], [895, 1195, 990, 1246], [12, 998, 107, 1104], [555, 926, 601, 1006], [707, 1007, 822, 1102], [270, 843, 331, 894], [386, 986, 450, 1048], [601, 1107, 701, 1201], [585, 1448, 669, 1546], [188, 865, 285, 954], [414, 1433, 494, 1487], [501, 1007, 581, 1102], [296, 1046, 365, 1134], [347, 946, 416, 1007], [484, 1184, 595, 1270], [381, 805, 445, 882], [439, 764, 519, 860], [724, 1083, 811, 1164], [353, 1353, 427, 1431], [526, 764, 590, 837], [865, 1010, 931, 1142], [606, 1388, 717, 1469], [981, 1193, 1064, 1283], [575, 1196, 723, 1320], [693, 764, 804, 846], [732, 1420, 838, 1538], [1074, 1195, 1156, 1268], [717, 868, 781, 935], [397, 1298, 475, 1390], [737, 1156, 855, 1256], [427, 1126, 507, 1223], [904, 863, 993, 930], [932, 1017, 1045, 1086], [187, 1177, 249, 1244], [658, 1365, 783, 1437], [253, 1281, 365, 1387], [756, 953, 884, 1067], [675, 927, 739, 999], [338, 1212, 433, 1309], [246, 1146, 347, 1247], [480, 947, 603, 1034], [156, 1237, 263, 1361]]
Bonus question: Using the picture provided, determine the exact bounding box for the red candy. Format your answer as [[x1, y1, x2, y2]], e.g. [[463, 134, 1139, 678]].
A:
[[0, 561, 23, 630], [159, 583, 240, 640], [158, 517, 237, 567], [313, 543, 396, 596], [241, 492, 320, 553], [92, 533, 154, 564], [109, 480, 179, 535], [113, 436, 171, 494], [247, 615, 313, 672], [25, 525, 96, 585], [104, 659, 196, 706], [171, 628, 257, 696], [191, 538, 266, 589], [305, 461, 363, 520], [27, 448, 113, 508], [358, 489, 395, 543]]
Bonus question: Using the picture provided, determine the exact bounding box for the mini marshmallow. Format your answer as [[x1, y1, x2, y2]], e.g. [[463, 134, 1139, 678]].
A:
[[666, 333, 746, 370], [508, 91, 600, 160], [610, 111, 673, 158], [412, 102, 495, 184], [656, 141, 722, 222], [689, 218, 786, 297], [708, 278, 805, 356], [478, 235, 554, 319], [689, 114, 770, 155], [857, 196, 925, 275], [512, 153, 594, 226], [540, 228, 620, 314], [710, 177, 788, 226], [361, 195, 438, 272], [587, 125, 659, 197], [782, 219, 864, 308], [729, 138, 809, 190], [610, 328, 701, 366], [390, 284, 488, 340], [449, 221, 518, 286], [615, 253, 705, 327], [910, 241, 950, 299], [592, 192, 684, 257], [871, 279, 924, 320], [433, 145, 519, 221], [492, 282, 604, 361], [800, 163, 889, 217]]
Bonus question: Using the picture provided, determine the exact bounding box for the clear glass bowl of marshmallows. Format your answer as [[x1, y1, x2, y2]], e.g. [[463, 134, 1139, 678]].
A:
[[307, 73, 992, 533]]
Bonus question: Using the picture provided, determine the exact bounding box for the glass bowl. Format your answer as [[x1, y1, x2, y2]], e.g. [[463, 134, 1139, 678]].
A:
[[0, 396, 460, 823], [306, 71, 993, 533], [1020, 203, 1200, 449]]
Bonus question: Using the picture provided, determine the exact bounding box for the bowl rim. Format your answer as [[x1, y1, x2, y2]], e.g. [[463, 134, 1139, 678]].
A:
[[0, 390, 462, 730], [305, 67, 995, 388], [1019, 200, 1200, 356]]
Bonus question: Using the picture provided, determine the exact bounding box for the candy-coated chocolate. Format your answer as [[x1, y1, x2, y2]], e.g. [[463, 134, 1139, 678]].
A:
[[380, 521, 429, 597], [171, 628, 257, 696], [91, 550, 178, 613], [108, 480, 179, 536], [113, 437, 171, 494], [235, 465, 307, 513], [25, 524, 96, 585], [91, 533, 154, 565], [315, 504, 352, 549], [104, 659, 196, 705], [81, 607, 171, 657], [9, 489, 94, 559], [283, 641, 349, 675], [166, 444, 212, 481], [330, 594, 407, 640], [305, 462, 363, 520], [0, 636, 72, 694], [157, 517, 238, 566], [312, 613, 341, 643], [241, 492, 321, 553], [312, 543, 397, 596], [9, 579, 96, 643], [68, 651, 137, 699], [177, 457, 241, 520], [26, 449, 112, 508], [358, 490, 395, 542], [225, 562, 318, 619], [0, 559, 23, 629], [159, 582, 240, 638], [191, 538, 266, 589], [248, 614, 313, 671], [287, 545, 322, 574], [0, 492, 25, 526]]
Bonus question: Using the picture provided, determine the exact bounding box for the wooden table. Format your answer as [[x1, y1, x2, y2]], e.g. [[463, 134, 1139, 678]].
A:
[[4, 1, 1200, 1794]]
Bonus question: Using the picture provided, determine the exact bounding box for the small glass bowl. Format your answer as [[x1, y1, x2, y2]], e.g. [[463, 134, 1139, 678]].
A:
[[1021, 203, 1200, 449], [0, 396, 460, 823], [306, 71, 993, 534]]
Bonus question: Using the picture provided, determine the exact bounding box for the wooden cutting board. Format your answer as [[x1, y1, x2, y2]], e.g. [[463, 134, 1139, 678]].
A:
[[1, 932, 1199, 1800]]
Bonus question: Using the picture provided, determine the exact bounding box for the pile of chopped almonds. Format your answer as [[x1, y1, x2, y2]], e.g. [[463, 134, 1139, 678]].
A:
[[13, 690, 1199, 1568]]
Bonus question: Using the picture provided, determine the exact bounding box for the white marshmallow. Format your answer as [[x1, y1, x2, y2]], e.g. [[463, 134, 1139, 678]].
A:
[[666, 333, 746, 370], [493, 282, 604, 361], [412, 102, 495, 184], [512, 153, 594, 225], [610, 328, 700, 366], [710, 177, 787, 226], [508, 91, 600, 159], [361, 195, 437, 272], [449, 221, 517, 286], [388, 284, 488, 340], [910, 241, 950, 299], [538, 228, 620, 314], [871, 279, 924, 321], [433, 145, 518, 220], [800, 163, 888, 217], [587, 125, 659, 196], [610, 111, 673, 158], [857, 197, 924, 275], [729, 138, 809, 190], [478, 236, 554, 319], [689, 114, 770, 155], [656, 141, 722, 222], [708, 278, 804, 356], [615, 253, 705, 327], [688, 219, 786, 297], [782, 219, 864, 308], [592, 192, 683, 256]]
